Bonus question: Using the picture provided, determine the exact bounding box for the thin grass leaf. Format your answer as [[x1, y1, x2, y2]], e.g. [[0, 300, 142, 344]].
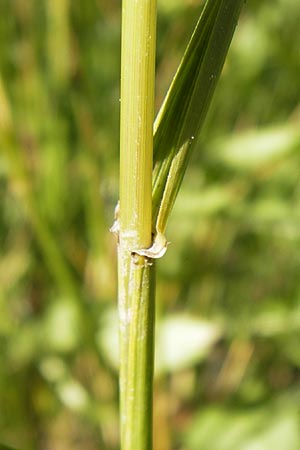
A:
[[152, 0, 244, 243]]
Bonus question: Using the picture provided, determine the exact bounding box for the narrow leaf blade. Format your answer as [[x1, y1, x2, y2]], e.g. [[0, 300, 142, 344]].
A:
[[153, 0, 244, 234]]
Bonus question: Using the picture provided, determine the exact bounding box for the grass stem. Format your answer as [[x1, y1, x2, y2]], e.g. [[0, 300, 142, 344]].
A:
[[118, 0, 157, 449]]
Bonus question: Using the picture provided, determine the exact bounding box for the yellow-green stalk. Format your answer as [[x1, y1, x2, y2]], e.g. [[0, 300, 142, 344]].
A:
[[118, 0, 157, 449]]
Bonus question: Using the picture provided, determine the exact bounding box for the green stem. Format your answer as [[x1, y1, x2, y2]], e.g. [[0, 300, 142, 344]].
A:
[[118, 252, 155, 450], [118, 0, 157, 449]]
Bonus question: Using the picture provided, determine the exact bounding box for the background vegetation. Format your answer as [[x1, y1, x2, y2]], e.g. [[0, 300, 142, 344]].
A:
[[1, 0, 300, 449]]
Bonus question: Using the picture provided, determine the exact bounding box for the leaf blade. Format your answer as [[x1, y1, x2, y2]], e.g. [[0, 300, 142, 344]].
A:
[[152, 0, 244, 234]]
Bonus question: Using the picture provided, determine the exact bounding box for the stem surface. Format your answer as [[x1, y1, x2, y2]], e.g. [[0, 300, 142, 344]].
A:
[[119, 0, 157, 449]]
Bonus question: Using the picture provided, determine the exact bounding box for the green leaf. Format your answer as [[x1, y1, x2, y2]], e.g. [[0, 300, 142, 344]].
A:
[[155, 314, 221, 374], [212, 124, 299, 170], [184, 403, 300, 450], [152, 0, 244, 235]]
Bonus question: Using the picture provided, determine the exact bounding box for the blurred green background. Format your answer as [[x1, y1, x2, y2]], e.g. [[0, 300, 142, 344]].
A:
[[1, 0, 300, 449]]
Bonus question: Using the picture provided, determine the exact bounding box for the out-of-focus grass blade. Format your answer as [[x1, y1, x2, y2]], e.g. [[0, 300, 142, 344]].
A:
[[0, 445, 19, 450], [152, 0, 244, 237]]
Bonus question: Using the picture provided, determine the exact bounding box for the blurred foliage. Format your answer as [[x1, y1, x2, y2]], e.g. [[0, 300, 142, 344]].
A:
[[1, 0, 300, 449]]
